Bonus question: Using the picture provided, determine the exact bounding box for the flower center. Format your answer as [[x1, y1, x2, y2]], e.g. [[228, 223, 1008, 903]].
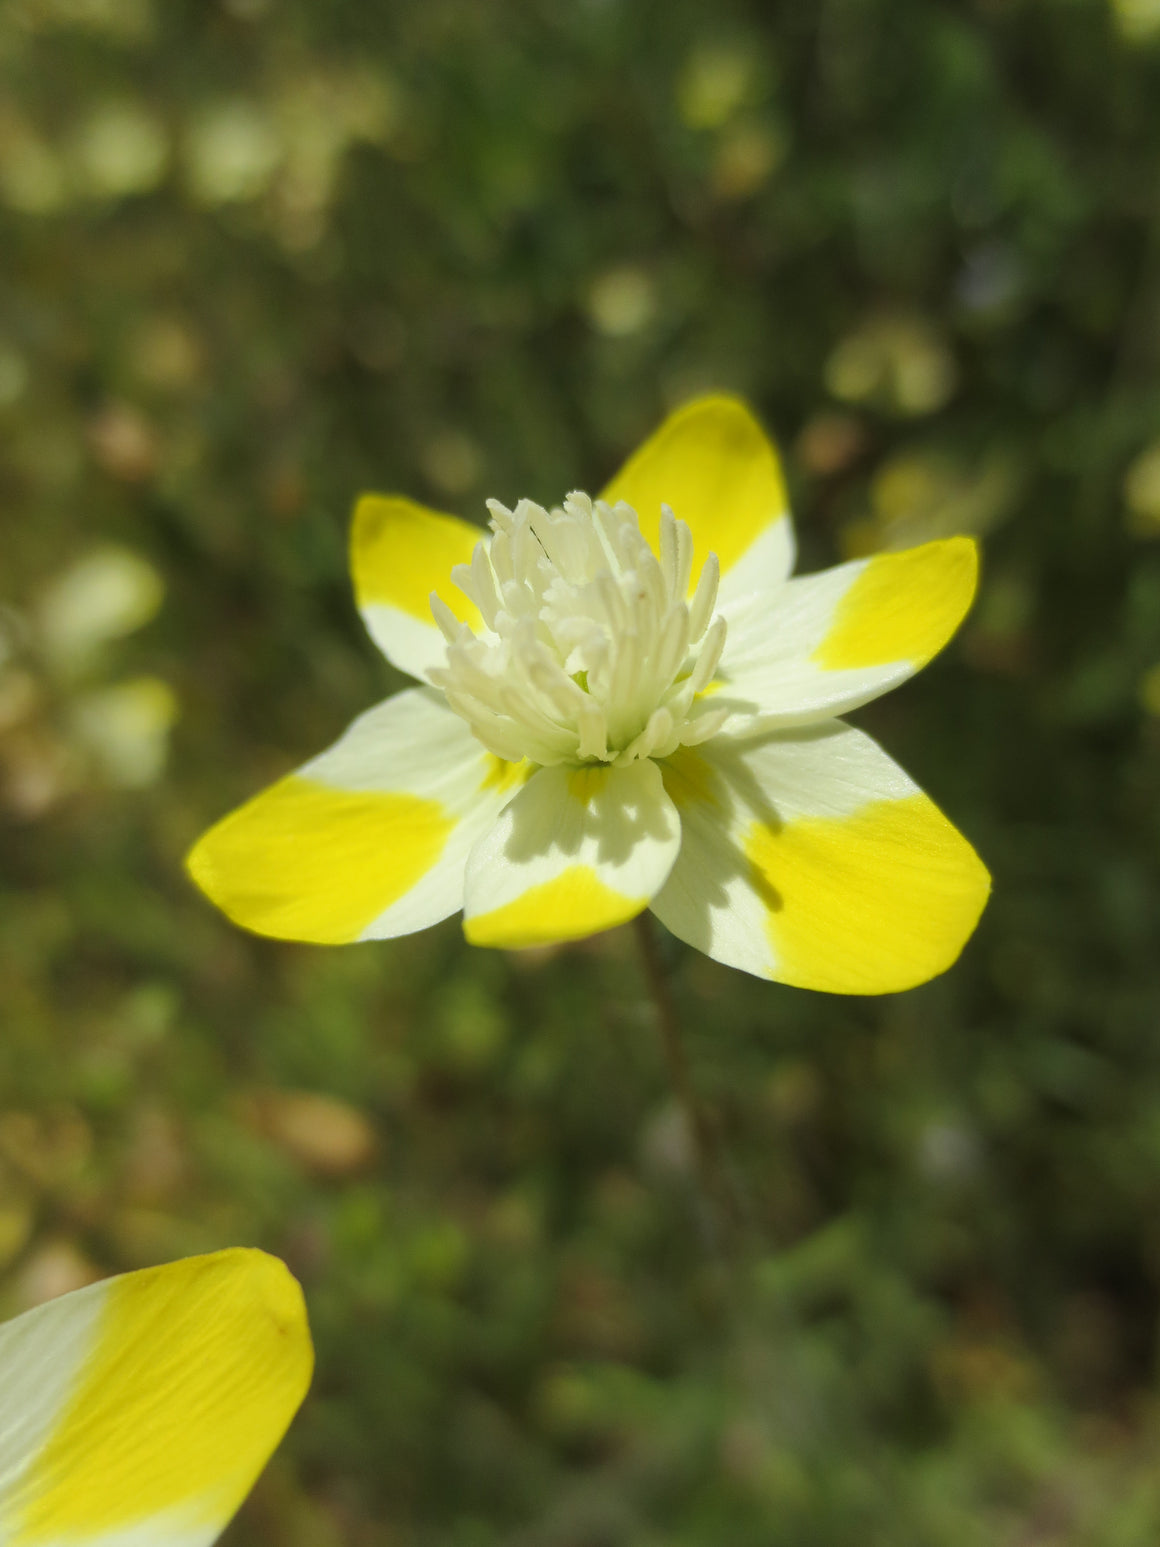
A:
[[428, 492, 729, 767]]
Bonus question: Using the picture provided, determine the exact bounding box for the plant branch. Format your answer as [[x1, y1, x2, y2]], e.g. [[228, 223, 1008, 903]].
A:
[[632, 912, 737, 1252]]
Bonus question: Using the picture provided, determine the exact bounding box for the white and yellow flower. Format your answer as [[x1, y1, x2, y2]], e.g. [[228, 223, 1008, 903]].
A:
[[0, 1248, 312, 1546], [189, 396, 989, 991]]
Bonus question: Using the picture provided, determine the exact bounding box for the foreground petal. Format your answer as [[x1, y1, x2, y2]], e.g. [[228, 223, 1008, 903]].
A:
[[463, 760, 681, 948], [713, 537, 978, 734], [351, 494, 485, 681], [188, 688, 528, 944], [600, 396, 795, 604], [652, 724, 989, 992], [0, 1248, 311, 1547]]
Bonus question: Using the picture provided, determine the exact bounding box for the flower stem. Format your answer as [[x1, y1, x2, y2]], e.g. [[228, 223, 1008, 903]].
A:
[[632, 912, 737, 1252]]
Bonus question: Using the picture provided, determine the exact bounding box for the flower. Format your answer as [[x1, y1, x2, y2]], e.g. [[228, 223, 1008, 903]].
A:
[[189, 396, 989, 992], [0, 1247, 312, 1545]]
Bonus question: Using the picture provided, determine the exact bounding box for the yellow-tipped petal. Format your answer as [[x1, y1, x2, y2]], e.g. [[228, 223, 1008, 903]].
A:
[[463, 760, 681, 950], [466, 864, 645, 948], [745, 792, 990, 994], [351, 494, 484, 679], [188, 689, 517, 945], [2, 1249, 312, 1546], [600, 395, 794, 595], [712, 537, 980, 735], [813, 536, 979, 672], [188, 775, 455, 944], [652, 722, 989, 991]]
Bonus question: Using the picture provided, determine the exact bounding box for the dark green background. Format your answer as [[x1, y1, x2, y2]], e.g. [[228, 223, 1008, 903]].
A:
[[4, 1, 1160, 1542]]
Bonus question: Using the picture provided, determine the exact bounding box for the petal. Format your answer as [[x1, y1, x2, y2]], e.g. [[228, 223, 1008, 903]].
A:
[[600, 396, 795, 604], [713, 537, 978, 734], [651, 724, 989, 992], [463, 760, 681, 949], [0, 1248, 311, 1547], [188, 688, 529, 944], [351, 494, 485, 681]]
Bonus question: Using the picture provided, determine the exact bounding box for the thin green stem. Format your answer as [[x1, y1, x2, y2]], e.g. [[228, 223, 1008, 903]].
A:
[[632, 912, 737, 1251]]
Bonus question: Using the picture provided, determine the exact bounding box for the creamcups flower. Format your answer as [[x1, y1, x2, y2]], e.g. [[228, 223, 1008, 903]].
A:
[[0, 1247, 312, 1545], [189, 397, 989, 991]]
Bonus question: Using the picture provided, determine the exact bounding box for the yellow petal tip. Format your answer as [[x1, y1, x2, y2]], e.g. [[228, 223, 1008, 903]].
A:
[[600, 394, 790, 579], [350, 493, 483, 624], [187, 776, 454, 945], [464, 866, 646, 949], [749, 794, 989, 995], [223, 1246, 312, 1348], [815, 536, 980, 673], [13, 1248, 313, 1544]]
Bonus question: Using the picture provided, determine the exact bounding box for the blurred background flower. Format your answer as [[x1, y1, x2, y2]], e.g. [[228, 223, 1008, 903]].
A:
[[0, 546, 175, 816]]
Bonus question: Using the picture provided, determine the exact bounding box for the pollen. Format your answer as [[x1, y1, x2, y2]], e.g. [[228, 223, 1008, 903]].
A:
[[427, 493, 729, 767]]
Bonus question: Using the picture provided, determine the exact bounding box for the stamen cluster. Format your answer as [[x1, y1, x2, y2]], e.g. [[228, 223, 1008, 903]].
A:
[[429, 493, 729, 766]]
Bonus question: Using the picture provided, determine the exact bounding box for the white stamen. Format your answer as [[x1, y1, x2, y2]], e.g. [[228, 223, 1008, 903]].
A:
[[688, 551, 720, 643], [427, 494, 727, 766], [689, 614, 728, 695], [429, 593, 462, 643]]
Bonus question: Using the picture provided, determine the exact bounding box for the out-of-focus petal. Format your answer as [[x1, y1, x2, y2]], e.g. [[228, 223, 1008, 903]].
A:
[[0, 1248, 311, 1547]]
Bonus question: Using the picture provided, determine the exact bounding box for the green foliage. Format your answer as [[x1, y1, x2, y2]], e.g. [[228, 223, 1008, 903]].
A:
[[4, 0, 1160, 1542]]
